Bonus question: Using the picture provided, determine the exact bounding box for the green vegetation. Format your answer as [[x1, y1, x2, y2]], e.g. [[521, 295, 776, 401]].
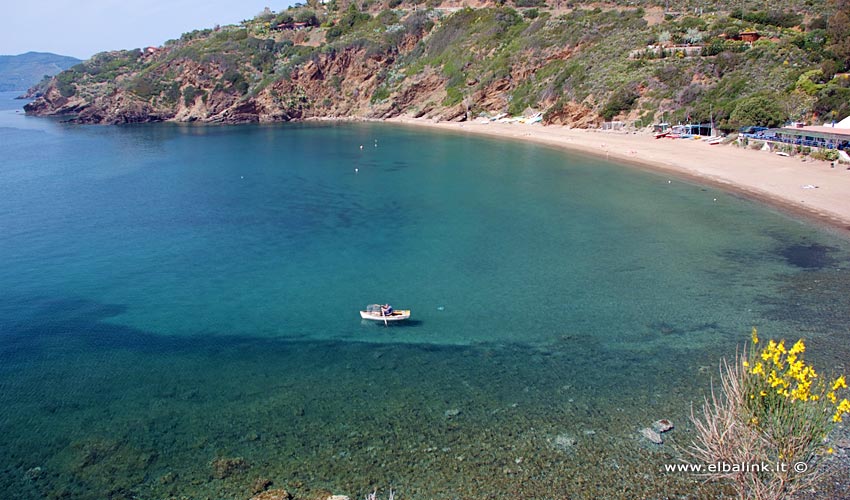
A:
[[728, 94, 786, 128], [688, 329, 850, 499], [35, 0, 850, 130]]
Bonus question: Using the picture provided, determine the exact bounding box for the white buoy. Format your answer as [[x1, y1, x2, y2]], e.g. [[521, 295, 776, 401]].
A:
[[667, 180, 671, 184], [713, 198, 717, 202], [355, 168, 359, 173], [360, 145, 363, 149]]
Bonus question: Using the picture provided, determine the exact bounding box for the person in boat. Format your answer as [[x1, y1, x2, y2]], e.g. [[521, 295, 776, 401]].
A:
[[381, 304, 393, 316]]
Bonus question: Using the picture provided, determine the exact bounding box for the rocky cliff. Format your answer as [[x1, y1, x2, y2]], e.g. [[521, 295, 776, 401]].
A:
[[24, 1, 849, 129]]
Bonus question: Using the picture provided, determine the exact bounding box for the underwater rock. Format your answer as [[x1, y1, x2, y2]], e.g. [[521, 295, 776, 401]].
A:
[[652, 419, 674, 433], [552, 433, 577, 451], [25, 466, 43, 481], [159, 471, 177, 484], [211, 456, 249, 479], [444, 408, 461, 418], [640, 427, 663, 444], [251, 477, 274, 494], [250, 490, 292, 500]]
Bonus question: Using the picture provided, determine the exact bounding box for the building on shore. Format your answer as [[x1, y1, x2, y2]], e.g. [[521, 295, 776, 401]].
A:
[[767, 119, 850, 151]]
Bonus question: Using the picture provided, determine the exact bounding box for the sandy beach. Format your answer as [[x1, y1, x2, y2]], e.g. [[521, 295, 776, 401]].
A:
[[388, 116, 850, 233]]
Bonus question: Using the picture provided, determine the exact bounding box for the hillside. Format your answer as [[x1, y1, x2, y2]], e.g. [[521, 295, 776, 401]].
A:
[[24, 0, 850, 130], [0, 52, 81, 92]]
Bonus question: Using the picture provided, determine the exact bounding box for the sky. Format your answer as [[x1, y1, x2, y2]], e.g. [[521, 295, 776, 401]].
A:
[[2, 0, 294, 60]]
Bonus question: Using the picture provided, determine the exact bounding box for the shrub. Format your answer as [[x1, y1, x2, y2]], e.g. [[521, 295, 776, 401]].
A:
[[54, 71, 78, 97], [403, 11, 434, 36], [731, 9, 803, 28], [523, 8, 539, 20], [811, 149, 840, 161], [729, 95, 785, 128], [183, 85, 199, 106], [325, 4, 372, 41], [600, 83, 640, 120], [688, 329, 850, 500]]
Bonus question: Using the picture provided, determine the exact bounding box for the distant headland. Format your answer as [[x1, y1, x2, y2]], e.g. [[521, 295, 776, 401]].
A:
[[0, 52, 81, 92]]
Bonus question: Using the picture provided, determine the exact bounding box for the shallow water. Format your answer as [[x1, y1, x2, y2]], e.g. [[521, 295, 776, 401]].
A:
[[1, 92, 849, 499]]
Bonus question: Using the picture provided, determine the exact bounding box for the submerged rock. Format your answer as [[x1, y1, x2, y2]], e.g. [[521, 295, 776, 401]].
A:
[[640, 427, 663, 445], [652, 419, 674, 433], [25, 466, 43, 481], [250, 490, 292, 500], [552, 433, 577, 451], [444, 408, 461, 418], [251, 477, 274, 494], [211, 456, 249, 479]]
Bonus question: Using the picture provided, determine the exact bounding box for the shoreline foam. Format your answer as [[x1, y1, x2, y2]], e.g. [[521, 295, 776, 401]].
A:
[[387, 116, 850, 235]]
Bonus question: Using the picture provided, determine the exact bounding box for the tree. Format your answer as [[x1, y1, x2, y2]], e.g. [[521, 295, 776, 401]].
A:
[[729, 94, 785, 128], [828, 0, 850, 70]]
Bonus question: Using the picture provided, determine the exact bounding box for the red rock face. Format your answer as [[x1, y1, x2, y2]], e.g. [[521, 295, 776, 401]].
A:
[[23, 22, 598, 126]]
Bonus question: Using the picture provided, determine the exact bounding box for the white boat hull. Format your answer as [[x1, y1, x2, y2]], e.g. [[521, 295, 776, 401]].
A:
[[360, 310, 410, 321]]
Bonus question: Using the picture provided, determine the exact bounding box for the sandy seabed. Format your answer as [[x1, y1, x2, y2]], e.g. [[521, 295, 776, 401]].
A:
[[387, 117, 850, 234]]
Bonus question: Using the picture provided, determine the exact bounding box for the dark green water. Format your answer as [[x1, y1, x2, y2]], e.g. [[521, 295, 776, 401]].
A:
[[1, 92, 849, 499]]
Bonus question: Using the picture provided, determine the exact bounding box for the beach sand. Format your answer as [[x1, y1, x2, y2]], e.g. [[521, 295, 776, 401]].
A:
[[387, 116, 850, 233]]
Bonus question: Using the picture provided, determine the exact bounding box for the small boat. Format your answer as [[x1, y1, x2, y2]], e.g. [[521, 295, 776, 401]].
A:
[[360, 304, 410, 322]]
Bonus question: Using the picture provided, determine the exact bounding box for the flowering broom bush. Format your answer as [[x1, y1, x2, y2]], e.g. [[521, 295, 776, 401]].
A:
[[688, 328, 850, 500]]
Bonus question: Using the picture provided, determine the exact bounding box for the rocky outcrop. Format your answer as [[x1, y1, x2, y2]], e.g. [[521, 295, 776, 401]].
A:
[[544, 101, 601, 128], [22, 11, 600, 127]]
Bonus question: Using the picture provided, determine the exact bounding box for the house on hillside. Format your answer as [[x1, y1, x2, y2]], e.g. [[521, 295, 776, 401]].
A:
[[719, 30, 761, 44], [740, 30, 761, 43], [275, 21, 309, 30]]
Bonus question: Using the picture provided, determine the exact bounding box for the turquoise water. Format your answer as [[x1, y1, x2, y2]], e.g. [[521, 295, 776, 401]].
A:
[[1, 91, 849, 499]]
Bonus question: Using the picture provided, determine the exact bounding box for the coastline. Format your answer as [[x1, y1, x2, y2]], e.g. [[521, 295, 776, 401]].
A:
[[386, 116, 850, 235]]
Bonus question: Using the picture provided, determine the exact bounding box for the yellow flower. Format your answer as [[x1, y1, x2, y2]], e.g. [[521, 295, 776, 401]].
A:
[[833, 399, 850, 423], [751, 362, 765, 376], [789, 339, 805, 356], [828, 391, 837, 404], [827, 447, 834, 454], [762, 340, 777, 361], [752, 327, 759, 344], [833, 375, 848, 391], [760, 390, 767, 397], [750, 416, 759, 425], [743, 360, 750, 368]]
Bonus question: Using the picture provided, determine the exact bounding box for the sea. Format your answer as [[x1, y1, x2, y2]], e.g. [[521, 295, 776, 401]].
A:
[[1, 90, 849, 499]]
